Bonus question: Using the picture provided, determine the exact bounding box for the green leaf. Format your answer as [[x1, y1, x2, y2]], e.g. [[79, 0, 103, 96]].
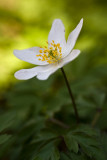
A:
[[73, 134, 98, 147], [64, 135, 78, 153], [64, 125, 98, 154], [33, 140, 60, 160], [81, 145, 106, 160], [60, 152, 70, 160], [63, 125, 106, 159], [33, 129, 58, 143], [72, 124, 97, 136], [60, 151, 89, 160]]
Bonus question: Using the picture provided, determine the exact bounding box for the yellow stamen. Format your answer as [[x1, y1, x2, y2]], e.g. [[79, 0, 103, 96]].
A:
[[37, 40, 62, 64], [39, 50, 43, 53], [57, 43, 60, 47], [44, 50, 47, 53]]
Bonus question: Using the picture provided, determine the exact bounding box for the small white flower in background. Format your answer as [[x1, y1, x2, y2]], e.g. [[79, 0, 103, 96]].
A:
[[14, 18, 83, 80]]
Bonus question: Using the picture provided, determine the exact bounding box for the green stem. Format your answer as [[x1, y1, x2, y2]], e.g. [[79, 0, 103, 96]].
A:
[[61, 67, 79, 123], [48, 117, 70, 129]]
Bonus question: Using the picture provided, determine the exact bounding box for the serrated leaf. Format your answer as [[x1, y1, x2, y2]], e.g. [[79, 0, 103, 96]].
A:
[[33, 140, 60, 160], [64, 125, 98, 154], [73, 134, 99, 147], [81, 144, 106, 160], [64, 135, 78, 153], [66, 151, 90, 160], [72, 124, 97, 136], [60, 151, 89, 160], [63, 125, 105, 159]]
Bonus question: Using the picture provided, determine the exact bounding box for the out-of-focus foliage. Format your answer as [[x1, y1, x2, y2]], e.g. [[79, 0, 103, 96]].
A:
[[0, 0, 107, 160], [0, 0, 107, 88]]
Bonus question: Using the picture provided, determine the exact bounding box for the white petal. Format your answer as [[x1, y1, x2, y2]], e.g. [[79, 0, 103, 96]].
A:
[[14, 65, 52, 80], [59, 49, 80, 68], [14, 47, 48, 65], [48, 19, 66, 53], [14, 68, 37, 80], [37, 65, 59, 80], [64, 18, 83, 57]]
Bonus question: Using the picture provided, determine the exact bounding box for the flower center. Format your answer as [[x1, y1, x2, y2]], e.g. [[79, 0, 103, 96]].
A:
[[36, 40, 62, 64]]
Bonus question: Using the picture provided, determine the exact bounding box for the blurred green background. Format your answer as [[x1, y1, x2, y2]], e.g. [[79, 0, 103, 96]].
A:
[[0, 0, 107, 88], [0, 0, 107, 159]]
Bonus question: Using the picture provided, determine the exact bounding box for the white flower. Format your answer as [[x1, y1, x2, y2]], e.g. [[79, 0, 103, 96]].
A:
[[14, 18, 83, 80]]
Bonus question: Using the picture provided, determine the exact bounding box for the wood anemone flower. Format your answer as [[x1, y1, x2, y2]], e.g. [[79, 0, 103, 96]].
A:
[[14, 18, 83, 80]]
